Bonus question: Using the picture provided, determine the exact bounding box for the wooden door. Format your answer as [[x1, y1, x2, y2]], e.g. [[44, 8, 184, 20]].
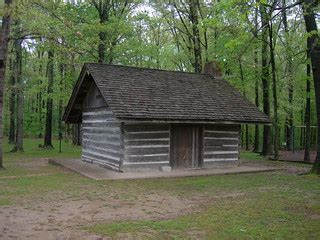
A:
[[170, 125, 203, 169]]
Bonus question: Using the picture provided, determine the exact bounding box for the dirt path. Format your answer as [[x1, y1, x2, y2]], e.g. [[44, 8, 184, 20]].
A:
[[0, 191, 201, 240]]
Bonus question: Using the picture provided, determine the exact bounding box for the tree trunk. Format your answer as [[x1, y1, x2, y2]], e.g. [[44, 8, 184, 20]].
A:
[[304, 62, 311, 162], [239, 58, 249, 151], [72, 124, 81, 146], [282, 0, 294, 151], [260, 3, 272, 156], [11, 23, 24, 152], [268, 18, 279, 160], [58, 62, 65, 151], [92, 1, 110, 63], [302, 0, 320, 173], [189, 0, 202, 73], [37, 50, 44, 138], [253, 3, 260, 153], [8, 59, 15, 144], [0, 0, 12, 168], [43, 49, 54, 148]]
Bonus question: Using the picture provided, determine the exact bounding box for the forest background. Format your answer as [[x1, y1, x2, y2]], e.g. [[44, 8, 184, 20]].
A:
[[0, 0, 319, 171]]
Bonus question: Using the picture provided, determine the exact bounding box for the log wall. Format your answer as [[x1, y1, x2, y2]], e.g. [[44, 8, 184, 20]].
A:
[[81, 107, 122, 171], [203, 125, 240, 166], [121, 123, 170, 171]]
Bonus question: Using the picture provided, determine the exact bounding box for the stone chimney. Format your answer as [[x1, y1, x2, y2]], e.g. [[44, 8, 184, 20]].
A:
[[203, 61, 222, 77]]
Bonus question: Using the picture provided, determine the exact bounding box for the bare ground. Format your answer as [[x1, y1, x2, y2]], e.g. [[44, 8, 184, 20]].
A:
[[0, 193, 201, 240]]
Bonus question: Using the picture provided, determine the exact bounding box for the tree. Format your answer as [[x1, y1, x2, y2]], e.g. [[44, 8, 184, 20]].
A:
[[253, 3, 260, 153], [188, 0, 202, 73], [11, 20, 24, 152], [43, 49, 54, 148], [8, 58, 16, 144], [0, 0, 13, 167], [267, 4, 279, 160], [282, 0, 294, 151], [92, 0, 131, 63], [304, 60, 311, 162], [260, 3, 272, 156], [301, 0, 320, 173]]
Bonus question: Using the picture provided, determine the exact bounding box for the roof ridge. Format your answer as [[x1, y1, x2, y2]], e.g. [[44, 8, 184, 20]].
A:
[[85, 62, 215, 77]]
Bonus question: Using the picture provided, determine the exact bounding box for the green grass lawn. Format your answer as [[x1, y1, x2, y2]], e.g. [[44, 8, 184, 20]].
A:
[[85, 173, 320, 239], [0, 139, 319, 239], [3, 138, 81, 162]]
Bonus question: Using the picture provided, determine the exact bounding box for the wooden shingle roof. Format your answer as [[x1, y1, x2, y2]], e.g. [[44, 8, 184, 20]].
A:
[[63, 63, 271, 124]]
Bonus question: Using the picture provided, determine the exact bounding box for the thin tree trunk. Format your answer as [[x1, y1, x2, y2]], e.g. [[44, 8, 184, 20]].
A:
[[302, 0, 320, 173], [58, 62, 65, 151], [43, 49, 54, 148], [253, 3, 260, 153], [260, 3, 272, 156], [8, 59, 15, 144], [304, 62, 311, 162], [11, 23, 23, 152], [239, 58, 249, 151], [268, 18, 279, 160], [300, 109, 304, 149], [37, 50, 44, 138], [72, 124, 81, 146]]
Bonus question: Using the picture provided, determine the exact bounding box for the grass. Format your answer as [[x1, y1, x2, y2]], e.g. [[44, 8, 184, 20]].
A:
[[3, 138, 81, 161], [86, 173, 320, 239], [240, 151, 267, 161], [0, 140, 319, 239], [0, 138, 81, 177]]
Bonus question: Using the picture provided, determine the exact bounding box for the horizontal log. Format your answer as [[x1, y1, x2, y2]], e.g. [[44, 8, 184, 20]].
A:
[[82, 158, 119, 171], [82, 132, 120, 142], [83, 114, 116, 122], [124, 146, 169, 155], [82, 123, 120, 133], [121, 162, 169, 171], [83, 145, 121, 158], [122, 161, 169, 166], [204, 151, 238, 155], [204, 137, 238, 140], [98, 162, 120, 172], [82, 138, 121, 147], [123, 153, 169, 163], [204, 131, 239, 138], [123, 123, 169, 132], [82, 158, 92, 164], [204, 153, 238, 159], [204, 139, 238, 146], [83, 128, 120, 136], [83, 109, 113, 116], [82, 149, 120, 163], [82, 155, 119, 171], [83, 119, 118, 124], [204, 145, 238, 152], [83, 121, 121, 128], [125, 130, 169, 135], [124, 139, 169, 146], [124, 132, 169, 140], [126, 144, 169, 149]]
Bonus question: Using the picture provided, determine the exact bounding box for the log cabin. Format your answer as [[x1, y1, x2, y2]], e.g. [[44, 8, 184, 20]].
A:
[[63, 63, 271, 172]]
